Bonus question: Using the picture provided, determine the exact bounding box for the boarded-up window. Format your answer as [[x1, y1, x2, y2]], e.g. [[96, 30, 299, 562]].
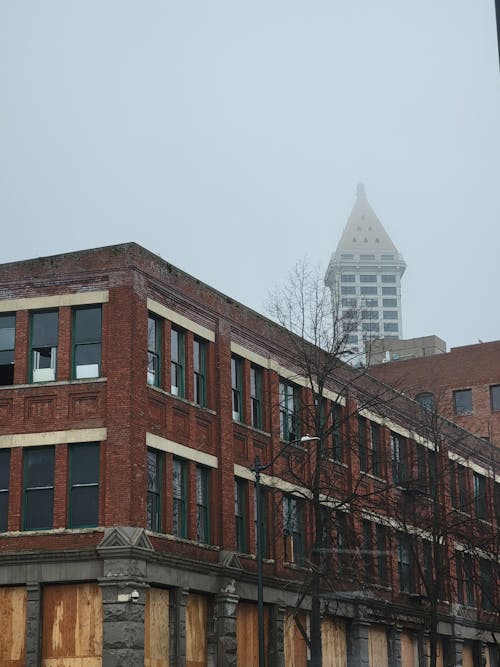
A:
[[236, 602, 269, 666], [0, 586, 26, 666], [284, 610, 308, 667], [321, 617, 346, 667], [462, 642, 474, 667], [400, 631, 416, 667], [186, 593, 208, 667], [145, 588, 170, 667], [368, 625, 388, 667], [42, 583, 102, 666]]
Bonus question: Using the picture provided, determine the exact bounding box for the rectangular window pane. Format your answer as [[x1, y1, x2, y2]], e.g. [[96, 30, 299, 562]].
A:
[[250, 365, 263, 429], [279, 380, 300, 442], [340, 274, 355, 282], [382, 298, 397, 307], [254, 485, 267, 559], [73, 307, 102, 379], [173, 458, 187, 537], [0, 449, 10, 532], [371, 423, 380, 477], [383, 311, 398, 320], [453, 389, 472, 415], [283, 495, 304, 565], [234, 478, 247, 553], [0, 314, 15, 386], [193, 339, 207, 407], [358, 417, 367, 472], [490, 385, 500, 411], [231, 356, 243, 422], [381, 275, 396, 283], [31, 311, 58, 382], [360, 275, 377, 282], [69, 443, 99, 528], [147, 449, 162, 531], [341, 286, 356, 295], [196, 466, 210, 543], [171, 327, 185, 396], [147, 315, 161, 387], [23, 447, 54, 530], [360, 286, 377, 295]]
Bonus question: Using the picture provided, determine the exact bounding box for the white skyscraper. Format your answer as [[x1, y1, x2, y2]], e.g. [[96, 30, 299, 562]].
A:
[[325, 184, 406, 358]]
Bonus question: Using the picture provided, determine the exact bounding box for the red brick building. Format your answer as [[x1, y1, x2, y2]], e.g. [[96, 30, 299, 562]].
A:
[[368, 341, 500, 447], [0, 243, 498, 667]]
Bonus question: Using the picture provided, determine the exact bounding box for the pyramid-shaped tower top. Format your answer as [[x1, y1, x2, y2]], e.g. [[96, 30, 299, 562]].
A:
[[335, 183, 403, 257], [325, 184, 406, 285]]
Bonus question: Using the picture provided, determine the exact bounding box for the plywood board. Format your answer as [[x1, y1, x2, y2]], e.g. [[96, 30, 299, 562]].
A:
[[368, 625, 388, 667], [284, 610, 308, 667], [400, 631, 416, 667], [186, 593, 208, 667], [236, 602, 269, 666], [42, 583, 102, 666], [145, 588, 170, 667], [462, 642, 474, 667], [321, 617, 346, 667], [0, 587, 26, 666]]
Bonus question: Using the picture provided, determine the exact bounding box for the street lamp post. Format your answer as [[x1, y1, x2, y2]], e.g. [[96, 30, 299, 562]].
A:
[[252, 434, 319, 667]]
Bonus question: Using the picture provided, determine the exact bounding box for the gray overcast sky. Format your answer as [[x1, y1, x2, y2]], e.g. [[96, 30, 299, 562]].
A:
[[1, 1, 499, 350]]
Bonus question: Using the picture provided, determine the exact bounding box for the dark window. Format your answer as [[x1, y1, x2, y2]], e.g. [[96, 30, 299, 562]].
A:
[[172, 458, 187, 537], [458, 464, 468, 513], [361, 310, 378, 320], [371, 423, 381, 477], [417, 446, 428, 493], [362, 322, 379, 332], [250, 365, 263, 430], [360, 286, 378, 295], [480, 560, 494, 611], [0, 449, 10, 531], [336, 511, 348, 575], [474, 473, 487, 519], [453, 389, 472, 416], [254, 485, 268, 559], [68, 443, 99, 528], [170, 327, 185, 397], [360, 275, 377, 283], [490, 385, 500, 411], [362, 520, 373, 583], [382, 298, 397, 307], [456, 552, 475, 606], [422, 541, 432, 594], [0, 314, 15, 385], [234, 478, 247, 553], [376, 524, 387, 585], [147, 449, 162, 531], [231, 356, 243, 422], [358, 417, 367, 472], [147, 315, 162, 387], [341, 274, 355, 282], [341, 298, 357, 307], [193, 338, 207, 407], [495, 483, 500, 525], [196, 466, 210, 543], [73, 306, 102, 379], [391, 433, 407, 486], [383, 311, 398, 320], [382, 275, 396, 283], [384, 323, 399, 332], [332, 404, 343, 462], [363, 298, 378, 307], [23, 447, 54, 530], [398, 535, 412, 593], [340, 286, 356, 295], [283, 495, 304, 565], [416, 392, 434, 411], [382, 287, 397, 295], [279, 380, 300, 442], [31, 311, 58, 382]]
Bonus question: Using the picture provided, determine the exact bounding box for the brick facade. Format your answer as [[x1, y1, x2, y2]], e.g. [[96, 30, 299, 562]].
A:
[[0, 243, 498, 666]]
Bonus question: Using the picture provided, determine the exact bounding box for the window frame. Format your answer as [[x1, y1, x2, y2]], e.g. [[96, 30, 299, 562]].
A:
[[398, 534, 412, 593], [68, 442, 100, 529], [172, 457, 188, 538], [490, 385, 500, 412], [30, 310, 58, 383], [391, 432, 407, 486], [453, 388, 472, 416], [283, 494, 305, 565], [170, 326, 185, 397], [231, 355, 244, 422], [234, 477, 247, 553], [279, 380, 301, 443], [196, 465, 210, 543], [371, 422, 381, 477], [72, 305, 102, 380], [250, 364, 263, 430], [0, 448, 10, 532], [0, 313, 15, 386], [193, 337, 207, 407], [147, 448, 163, 532], [22, 446, 55, 531], [147, 314, 162, 387], [474, 472, 487, 519]]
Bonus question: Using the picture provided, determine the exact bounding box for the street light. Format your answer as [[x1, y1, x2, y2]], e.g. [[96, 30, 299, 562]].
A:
[[252, 434, 320, 667]]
